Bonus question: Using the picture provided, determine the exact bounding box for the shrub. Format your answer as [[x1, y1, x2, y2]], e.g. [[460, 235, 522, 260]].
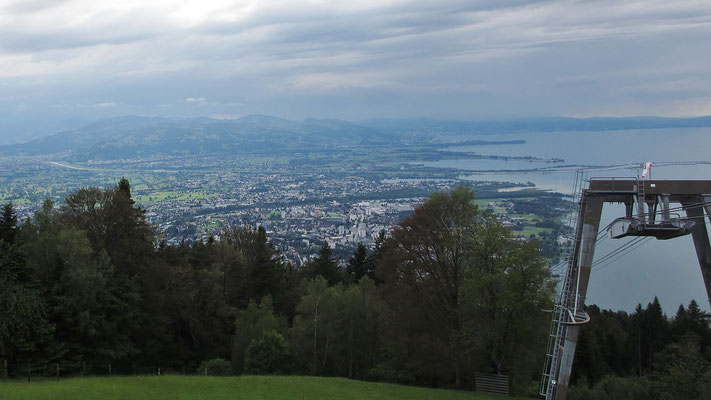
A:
[[568, 376, 651, 400], [244, 330, 291, 374], [198, 358, 231, 376]]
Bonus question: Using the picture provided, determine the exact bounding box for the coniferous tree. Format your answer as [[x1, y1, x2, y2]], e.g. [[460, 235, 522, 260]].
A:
[[0, 235, 57, 377], [61, 181, 154, 276], [19, 182, 155, 372], [22, 202, 139, 372], [363, 230, 386, 281], [671, 300, 711, 351], [346, 243, 368, 283], [302, 242, 341, 285], [222, 226, 286, 309], [643, 297, 669, 374], [0, 203, 18, 245], [0, 182, 574, 392]]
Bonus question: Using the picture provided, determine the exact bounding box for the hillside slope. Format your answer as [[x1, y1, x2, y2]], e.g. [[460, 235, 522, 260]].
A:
[[0, 115, 386, 161]]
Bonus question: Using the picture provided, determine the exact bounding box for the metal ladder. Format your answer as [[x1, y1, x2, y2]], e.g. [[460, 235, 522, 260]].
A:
[[539, 170, 586, 399], [637, 178, 646, 223]]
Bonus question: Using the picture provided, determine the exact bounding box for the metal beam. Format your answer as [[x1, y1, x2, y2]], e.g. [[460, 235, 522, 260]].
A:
[[683, 199, 711, 309], [589, 179, 711, 197], [543, 180, 711, 400], [554, 195, 603, 400], [703, 196, 711, 227]]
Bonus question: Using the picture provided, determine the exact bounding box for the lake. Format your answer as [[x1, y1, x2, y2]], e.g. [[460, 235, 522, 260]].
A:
[[429, 127, 711, 314]]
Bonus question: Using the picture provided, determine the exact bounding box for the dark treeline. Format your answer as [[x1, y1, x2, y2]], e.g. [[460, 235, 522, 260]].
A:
[[0, 182, 554, 395], [569, 298, 711, 399]]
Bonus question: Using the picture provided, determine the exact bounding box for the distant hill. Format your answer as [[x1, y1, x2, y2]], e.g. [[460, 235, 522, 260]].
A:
[[0, 115, 387, 161], [2, 114, 711, 161], [361, 116, 711, 134]]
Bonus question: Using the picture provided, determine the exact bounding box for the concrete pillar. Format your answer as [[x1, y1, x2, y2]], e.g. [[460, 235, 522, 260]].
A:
[[554, 195, 604, 400], [637, 183, 646, 223], [703, 196, 711, 227], [683, 199, 711, 309], [646, 200, 657, 223], [661, 195, 670, 223]]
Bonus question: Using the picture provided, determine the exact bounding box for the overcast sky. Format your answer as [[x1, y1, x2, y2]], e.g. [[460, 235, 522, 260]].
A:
[[2, 0, 711, 133]]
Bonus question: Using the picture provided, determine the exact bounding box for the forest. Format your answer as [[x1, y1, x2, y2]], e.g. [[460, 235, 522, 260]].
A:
[[568, 298, 711, 400], [2, 180, 710, 399], [0, 181, 553, 395]]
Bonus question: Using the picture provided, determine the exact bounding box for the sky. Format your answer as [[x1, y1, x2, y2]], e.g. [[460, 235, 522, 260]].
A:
[[2, 0, 711, 139]]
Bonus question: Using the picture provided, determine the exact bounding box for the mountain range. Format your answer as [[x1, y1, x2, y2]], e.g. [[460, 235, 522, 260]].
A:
[[2, 114, 711, 161], [0, 115, 386, 161]]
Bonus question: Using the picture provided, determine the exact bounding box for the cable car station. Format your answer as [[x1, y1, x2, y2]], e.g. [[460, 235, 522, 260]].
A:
[[540, 178, 711, 400]]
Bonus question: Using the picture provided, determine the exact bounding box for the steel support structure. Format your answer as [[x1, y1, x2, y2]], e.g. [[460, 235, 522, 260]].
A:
[[541, 179, 711, 400]]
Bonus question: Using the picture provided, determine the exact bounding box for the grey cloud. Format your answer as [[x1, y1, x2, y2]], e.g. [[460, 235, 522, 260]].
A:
[[0, 3, 171, 54], [2, 0, 71, 14], [0, 0, 710, 129], [0, 30, 155, 53]]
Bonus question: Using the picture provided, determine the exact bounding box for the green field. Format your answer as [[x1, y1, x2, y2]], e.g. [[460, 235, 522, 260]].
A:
[[0, 375, 530, 400], [516, 226, 554, 236]]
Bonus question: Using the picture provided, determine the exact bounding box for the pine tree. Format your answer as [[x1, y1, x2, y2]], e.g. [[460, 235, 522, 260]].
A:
[[61, 180, 154, 276], [346, 243, 368, 282], [0, 220, 60, 377], [672, 300, 711, 350], [220, 226, 288, 311], [364, 230, 386, 281], [304, 242, 341, 285], [0, 203, 18, 245], [118, 178, 134, 204]]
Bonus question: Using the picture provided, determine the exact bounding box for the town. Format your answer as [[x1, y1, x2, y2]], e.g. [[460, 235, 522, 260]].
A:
[[1, 151, 569, 266]]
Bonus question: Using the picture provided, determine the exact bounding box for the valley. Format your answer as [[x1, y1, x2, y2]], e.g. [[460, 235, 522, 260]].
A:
[[0, 116, 575, 265]]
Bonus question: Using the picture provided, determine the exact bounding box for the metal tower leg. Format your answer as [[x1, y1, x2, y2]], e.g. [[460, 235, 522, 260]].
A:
[[554, 196, 603, 400], [703, 195, 711, 228], [683, 199, 711, 309]]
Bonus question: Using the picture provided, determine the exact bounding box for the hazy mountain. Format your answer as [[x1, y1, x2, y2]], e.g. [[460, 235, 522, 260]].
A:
[[361, 116, 711, 134], [2, 114, 711, 161], [0, 115, 386, 161], [0, 116, 93, 146]]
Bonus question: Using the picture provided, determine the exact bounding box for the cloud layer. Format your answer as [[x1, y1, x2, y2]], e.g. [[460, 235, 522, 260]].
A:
[[1, 0, 711, 132]]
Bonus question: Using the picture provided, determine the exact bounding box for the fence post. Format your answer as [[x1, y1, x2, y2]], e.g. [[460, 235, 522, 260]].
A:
[[81, 361, 85, 378], [27, 362, 30, 383], [3, 359, 7, 380], [56, 363, 60, 380], [158, 367, 161, 376], [109, 363, 112, 376], [133, 364, 136, 376]]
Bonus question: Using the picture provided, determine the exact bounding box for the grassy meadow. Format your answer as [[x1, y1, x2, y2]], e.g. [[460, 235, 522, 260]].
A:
[[0, 375, 531, 400]]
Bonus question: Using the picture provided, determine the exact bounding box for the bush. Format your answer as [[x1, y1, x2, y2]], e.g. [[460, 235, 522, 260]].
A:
[[244, 330, 291, 374], [568, 376, 651, 400], [198, 358, 231, 376]]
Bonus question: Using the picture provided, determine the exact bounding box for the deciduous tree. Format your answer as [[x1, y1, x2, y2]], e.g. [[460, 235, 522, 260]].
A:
[[377, 187, 553, 388]]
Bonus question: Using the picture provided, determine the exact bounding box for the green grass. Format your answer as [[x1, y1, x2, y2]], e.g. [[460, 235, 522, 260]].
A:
[[509, 213, 540, 222], [0, 375, 531, 400], [134, 190, 216, 206], [473, 198, 505, 207], [515, 226, 554, 236]]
